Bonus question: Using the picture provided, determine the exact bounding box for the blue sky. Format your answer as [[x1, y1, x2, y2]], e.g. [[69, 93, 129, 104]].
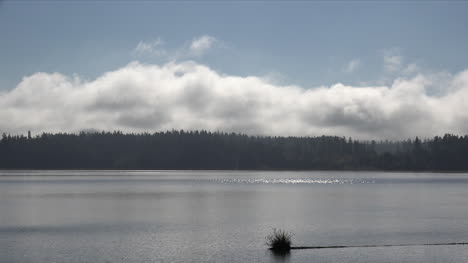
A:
[[1, 1, 468, 90], [1, 1, 468, 138]]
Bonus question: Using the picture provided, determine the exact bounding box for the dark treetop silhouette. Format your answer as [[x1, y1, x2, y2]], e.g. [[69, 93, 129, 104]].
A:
[[1, 131, 467, 170]]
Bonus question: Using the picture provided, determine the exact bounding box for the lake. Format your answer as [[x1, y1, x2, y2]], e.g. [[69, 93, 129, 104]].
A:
[[1, 170, 468, 263]]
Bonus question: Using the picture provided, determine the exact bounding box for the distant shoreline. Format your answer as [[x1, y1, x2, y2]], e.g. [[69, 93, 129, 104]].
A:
[[2, 131, 467, 171]]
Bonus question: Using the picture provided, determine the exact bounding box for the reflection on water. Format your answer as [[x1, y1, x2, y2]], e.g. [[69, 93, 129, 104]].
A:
[[269, 249, 291, 262], [1, 170, 468, 263], [216, 178, 374, 184]]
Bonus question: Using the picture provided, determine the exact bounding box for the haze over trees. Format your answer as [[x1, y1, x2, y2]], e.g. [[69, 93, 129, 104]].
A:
[[0, 130, 467, 171]]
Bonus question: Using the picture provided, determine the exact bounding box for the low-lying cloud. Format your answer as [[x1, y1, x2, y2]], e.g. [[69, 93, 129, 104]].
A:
[[1, 61, 468, 140]]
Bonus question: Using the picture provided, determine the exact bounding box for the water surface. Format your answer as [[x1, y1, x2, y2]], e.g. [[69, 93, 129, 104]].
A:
[[1, 170, 468, 262]]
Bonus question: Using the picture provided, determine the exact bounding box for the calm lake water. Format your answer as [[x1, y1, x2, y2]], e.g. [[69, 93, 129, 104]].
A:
[[1, 170, 468, 263]]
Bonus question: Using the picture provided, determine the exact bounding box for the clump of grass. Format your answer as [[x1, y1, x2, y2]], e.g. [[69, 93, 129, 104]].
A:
[[266, 228, 293, 251]]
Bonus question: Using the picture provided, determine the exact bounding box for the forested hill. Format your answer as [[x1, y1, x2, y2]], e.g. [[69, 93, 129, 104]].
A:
[[1, 131, 467, 171]]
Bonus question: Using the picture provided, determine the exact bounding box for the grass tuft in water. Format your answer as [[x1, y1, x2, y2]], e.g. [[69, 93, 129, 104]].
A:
[[266, 228, 293, 251]]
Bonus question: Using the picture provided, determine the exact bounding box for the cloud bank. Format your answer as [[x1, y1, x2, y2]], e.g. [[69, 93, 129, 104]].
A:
[[1, 61, 468, 140]]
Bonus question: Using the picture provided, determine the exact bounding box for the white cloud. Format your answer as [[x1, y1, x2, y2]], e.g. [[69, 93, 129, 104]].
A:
[[1, 61, 468, 140], [189, 35, 217, 56], [134, 38, 165, 56], [344, 59, 360, 73], [134, 35, 219, 60]]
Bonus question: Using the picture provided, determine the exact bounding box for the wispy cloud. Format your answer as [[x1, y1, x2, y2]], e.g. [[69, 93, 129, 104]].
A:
[[404, 63, 418, 75], [134, 35, 219, 60], [2, 61, 468, 139], [189, 35, 217, 57], [344, 59, 361, 73], [133, 38, 165, 57], [383, 49, 403, 72], [378, 49, 426, 87]]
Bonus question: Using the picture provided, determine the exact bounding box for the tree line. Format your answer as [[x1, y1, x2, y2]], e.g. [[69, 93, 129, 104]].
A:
[[1, 130, 467, 171]]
